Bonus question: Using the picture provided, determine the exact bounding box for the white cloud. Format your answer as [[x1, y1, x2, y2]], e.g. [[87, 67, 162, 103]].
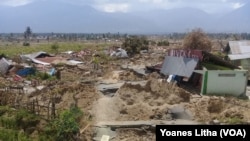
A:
[[231, 2, 245, 9], [68, 0, 246, 14], [96, 3, 130, 13], [152, 0, 164, 4], [139, 0, 164, 4], [0, 0, 34, 7], [0, 0, 246, 14]]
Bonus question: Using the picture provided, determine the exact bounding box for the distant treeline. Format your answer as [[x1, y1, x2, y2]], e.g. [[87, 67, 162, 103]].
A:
[[1, 32, 250, 41]]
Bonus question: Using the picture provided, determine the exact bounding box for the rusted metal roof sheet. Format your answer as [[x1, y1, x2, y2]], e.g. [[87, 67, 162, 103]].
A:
[[160, 56, 198, 77], [167, 49, 239, 69], [167, 49, 203, 60], [35, 56, 63, 64]]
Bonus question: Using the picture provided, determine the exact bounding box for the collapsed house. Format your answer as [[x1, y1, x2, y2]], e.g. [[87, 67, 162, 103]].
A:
[[20, 51, 84, 70], [19, 51, 68, 66], [159, 49, 247, 97]]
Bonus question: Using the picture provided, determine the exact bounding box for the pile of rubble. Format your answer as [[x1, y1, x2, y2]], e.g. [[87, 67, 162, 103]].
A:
[[114, 78, 191, 121], [186, 96, 250, 123], [2, 46, 250, 141]]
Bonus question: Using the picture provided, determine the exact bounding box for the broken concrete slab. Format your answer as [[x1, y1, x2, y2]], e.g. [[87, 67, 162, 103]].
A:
[[121, 64, 146, 76], [95, 119, 201, 128], [97, 82, 124, 92], [93, 127, 116, 141], [96, 81, 147, 96], [100, 135, 110, 141], [36, 85, 45, 90], [169, 106, 193, 120], [23, 86, 36, 94]]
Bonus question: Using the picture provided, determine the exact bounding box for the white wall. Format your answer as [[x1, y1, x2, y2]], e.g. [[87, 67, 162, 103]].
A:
[[204, 70, 247, 96]]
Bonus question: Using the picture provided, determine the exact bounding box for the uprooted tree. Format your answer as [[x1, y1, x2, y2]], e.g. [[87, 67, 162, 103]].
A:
[[122, 35, 149, 55], [183, 28, 212, 52]]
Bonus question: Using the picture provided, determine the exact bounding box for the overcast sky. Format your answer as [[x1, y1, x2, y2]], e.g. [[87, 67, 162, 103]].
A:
[[0, 0, 247, 14]]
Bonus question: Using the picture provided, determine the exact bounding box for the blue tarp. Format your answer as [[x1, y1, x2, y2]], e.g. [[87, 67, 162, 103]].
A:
[[16, 68, 36, 76]]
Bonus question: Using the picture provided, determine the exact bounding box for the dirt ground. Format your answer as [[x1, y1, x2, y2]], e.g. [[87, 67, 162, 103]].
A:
[[2, 50, 250, 141], [113, 128, 156, 141], [90, 64, 250, 140], [100, 74, 250, 123]]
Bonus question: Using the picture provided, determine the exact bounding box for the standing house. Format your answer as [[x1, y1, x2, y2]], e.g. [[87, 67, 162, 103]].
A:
[[161, 49, 246, 97], [227, 40, 250, 79]]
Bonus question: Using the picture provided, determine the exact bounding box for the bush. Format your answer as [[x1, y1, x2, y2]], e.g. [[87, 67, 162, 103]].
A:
[[157, 40, 169, 46], [0, 129, 32, 141], [51, 43, 60, 54], [44, 107, 83, 141], [32, 72, 56, 81], [15, 109, 40, 131], [183, 28, 212, 52], [23, 42, 30, 46], [0, 53, 7, 59], [122, 36, 149, 55], [0, 107, 38, 141]]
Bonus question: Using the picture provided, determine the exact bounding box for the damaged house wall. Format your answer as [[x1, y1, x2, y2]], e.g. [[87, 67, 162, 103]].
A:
[[201, 70, 248, 97], [227, 40, 250, 80], [162, 49, 243, 97]]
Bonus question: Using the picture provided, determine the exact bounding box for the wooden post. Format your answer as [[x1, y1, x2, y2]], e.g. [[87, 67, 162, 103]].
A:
[[51, 97, 56, 119], [47, 100, 51, 120], [14, 94, 18, 108], [26, 102, 29, 111], [36, 98, 39, 116], [32, 99, 35, 113]]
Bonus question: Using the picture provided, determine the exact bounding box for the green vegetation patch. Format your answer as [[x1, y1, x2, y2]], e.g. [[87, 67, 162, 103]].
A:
[[0, 42, 112, 58], [202, 62, 232, 70]]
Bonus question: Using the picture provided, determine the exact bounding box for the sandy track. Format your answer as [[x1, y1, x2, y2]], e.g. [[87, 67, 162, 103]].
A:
[[92, 94, 119, 122]]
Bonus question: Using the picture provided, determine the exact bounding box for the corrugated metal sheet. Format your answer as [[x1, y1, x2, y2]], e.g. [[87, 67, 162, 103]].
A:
[[20, 51, 53, 65], [160, 56, 198, 77], [229, 41, 250, 54], [20, 51, 48, 60], [0, 58, 11, 74], [228, 53, 250, 60]]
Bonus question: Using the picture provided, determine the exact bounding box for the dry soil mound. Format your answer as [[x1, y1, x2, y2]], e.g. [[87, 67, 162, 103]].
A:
[[114, 78, 191, 121]]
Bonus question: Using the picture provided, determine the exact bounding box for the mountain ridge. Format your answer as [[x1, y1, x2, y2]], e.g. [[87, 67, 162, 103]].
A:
[[0, 1, 249, 33]]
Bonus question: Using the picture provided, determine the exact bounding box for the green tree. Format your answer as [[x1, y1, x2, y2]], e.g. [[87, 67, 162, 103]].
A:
[[23, 26, 32, 46], [122, 35, 149, 55], [183, 28, 212, 52]]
